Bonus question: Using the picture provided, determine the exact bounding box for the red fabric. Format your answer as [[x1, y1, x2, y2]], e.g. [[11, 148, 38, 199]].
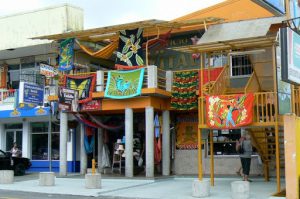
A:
[[206, 94, 254, 129], [85, 126, 94, 136], [198, 67, 224, 94], [154, 136, 162, 164], [115, 64, 144, 70]]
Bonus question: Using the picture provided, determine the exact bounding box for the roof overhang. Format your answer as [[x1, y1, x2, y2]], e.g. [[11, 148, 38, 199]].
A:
[[170, 16, 285, 53], [32, 17, 223, 42]]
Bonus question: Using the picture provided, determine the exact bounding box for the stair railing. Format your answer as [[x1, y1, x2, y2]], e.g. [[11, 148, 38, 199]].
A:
[[244, 69, 261, 93], [210, 65, 229, 95]]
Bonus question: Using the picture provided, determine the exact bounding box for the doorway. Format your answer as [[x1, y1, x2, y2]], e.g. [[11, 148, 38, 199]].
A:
[[5, 130, 22, 151]]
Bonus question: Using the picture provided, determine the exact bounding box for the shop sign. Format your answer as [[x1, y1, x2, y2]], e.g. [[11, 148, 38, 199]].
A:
[[281, 27, 300, 85], [40, 64, 57, 77], [19, 82, 44, 106], [81, 100, 101, 111], [58, 87, 78, 112]]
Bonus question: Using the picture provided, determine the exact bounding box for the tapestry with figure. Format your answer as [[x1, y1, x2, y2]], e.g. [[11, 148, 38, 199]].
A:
[[58, 38, 74, 71], [206, 94, 254, 129], [176, 114, 198, 149], [104, 68, 144, 99], [64, 74, 96, 104], [171, 71, 198, 110], [115, 28, 144, 70]]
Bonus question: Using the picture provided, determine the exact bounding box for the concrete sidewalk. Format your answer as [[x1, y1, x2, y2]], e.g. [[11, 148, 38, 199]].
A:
[[0, 174, 285, 199]]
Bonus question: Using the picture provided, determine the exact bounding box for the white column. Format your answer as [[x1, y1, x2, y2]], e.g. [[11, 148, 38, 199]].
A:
[[22, 121, 31, 158], [162, 110, 170, 176], [59, 112, 68, 176], [145, 106, 154, 177], [166, 71, 173, 92], [147, 65, 158, 88], [96, 70, 104, 92], [125, 108, 133, 177], [0, 123, 5, 150], [97, 128, 103, 173], [80, 123, 87, 174]]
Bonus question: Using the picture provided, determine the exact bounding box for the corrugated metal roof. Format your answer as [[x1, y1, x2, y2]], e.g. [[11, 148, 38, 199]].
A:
[[197, 16, 285, 45]]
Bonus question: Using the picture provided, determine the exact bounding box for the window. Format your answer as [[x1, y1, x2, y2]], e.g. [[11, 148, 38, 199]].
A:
[[31, 122, 60, 160], [230, 55, 253, 77]]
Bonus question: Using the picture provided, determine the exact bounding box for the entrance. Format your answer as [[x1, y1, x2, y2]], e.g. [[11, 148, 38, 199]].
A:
[[6, 130, 22, 151]]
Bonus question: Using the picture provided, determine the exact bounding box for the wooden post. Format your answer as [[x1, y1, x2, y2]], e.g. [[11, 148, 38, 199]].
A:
[[198, 52, 204, 181], [210, 130, 214, 186], [272, 44, 281, 192]]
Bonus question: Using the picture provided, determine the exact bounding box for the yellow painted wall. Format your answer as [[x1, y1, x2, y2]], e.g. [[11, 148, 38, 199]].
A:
[[284, 115, 300, 199], [174, 0, 273, 23]]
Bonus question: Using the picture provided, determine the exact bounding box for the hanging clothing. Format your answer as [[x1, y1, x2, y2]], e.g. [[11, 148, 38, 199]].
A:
[[154, 114, 160, 138], [101, 144, 111, 168]]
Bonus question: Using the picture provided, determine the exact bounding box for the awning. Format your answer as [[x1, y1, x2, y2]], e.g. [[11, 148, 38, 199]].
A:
[[171, 16, 286, 53]]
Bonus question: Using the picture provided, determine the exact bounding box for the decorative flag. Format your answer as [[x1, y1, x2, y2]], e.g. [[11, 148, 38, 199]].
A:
[[64, 74, 96, 104], [115, 28, 144, 70], [58, 38, 74, 71], [104, 68, 144, 99], [171, 71, 198, 110], [206, 94, 254, 129]]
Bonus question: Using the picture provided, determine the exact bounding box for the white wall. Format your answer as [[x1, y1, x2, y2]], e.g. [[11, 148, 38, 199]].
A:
[[0, 4, 83, 51]]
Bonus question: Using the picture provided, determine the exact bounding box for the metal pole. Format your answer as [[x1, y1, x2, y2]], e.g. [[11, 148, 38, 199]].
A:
[[48, 103, 52, 172]]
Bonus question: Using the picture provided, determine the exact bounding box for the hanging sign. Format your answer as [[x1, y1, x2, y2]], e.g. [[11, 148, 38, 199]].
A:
[[40, 64, 57, 77], [58, 87, 79, 112], [81, 100, 101, 111], [19, 82, 44, 106]]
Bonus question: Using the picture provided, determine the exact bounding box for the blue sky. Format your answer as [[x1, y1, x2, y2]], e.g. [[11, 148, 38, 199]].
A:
[[0, 0, 224, 29]]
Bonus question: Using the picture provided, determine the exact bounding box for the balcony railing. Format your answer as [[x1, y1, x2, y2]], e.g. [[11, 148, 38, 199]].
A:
[[96, 66, 171, 93], [210, 65, 229, 95]]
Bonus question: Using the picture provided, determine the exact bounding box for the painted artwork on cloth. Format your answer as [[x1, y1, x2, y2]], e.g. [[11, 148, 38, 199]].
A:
[[206, 94, 254, 129], [115, 28, 144, 70], [171, 71, 198, 110], [64, 74, 96, 104], [176, 115, 198, 149], [104, 68, 144, 99], [58, 38, 74, 71]]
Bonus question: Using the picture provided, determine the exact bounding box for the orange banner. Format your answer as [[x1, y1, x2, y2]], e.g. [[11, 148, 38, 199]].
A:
[[206, 94, 254, 129]]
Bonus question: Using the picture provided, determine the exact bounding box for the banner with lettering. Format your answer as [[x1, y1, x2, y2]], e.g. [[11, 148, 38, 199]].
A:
[[206, 94, 254, 129]]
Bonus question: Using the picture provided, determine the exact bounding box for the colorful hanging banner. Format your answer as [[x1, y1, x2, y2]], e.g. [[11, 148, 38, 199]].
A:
[[58, 38, 74, 71], [0, 65, 7, 88], [171, 71, 198, 110], [206, 94, 254, 129], [176, 114, 198, 149], [104, 68, 144, 99], [115, 28, 144, 70], [64, 74, 96, 104]]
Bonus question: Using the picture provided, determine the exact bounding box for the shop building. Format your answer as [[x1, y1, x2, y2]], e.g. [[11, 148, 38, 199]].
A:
[[0, 4, 84, 172]]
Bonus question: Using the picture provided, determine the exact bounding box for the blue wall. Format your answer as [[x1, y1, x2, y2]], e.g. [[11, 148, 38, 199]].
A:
[[28, 160, 80, 173]]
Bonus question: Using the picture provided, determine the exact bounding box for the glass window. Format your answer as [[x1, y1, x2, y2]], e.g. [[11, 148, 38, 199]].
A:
[[230, 55, 253, 77], [5, 123, 22, 129], [31, 122, 60, 160]]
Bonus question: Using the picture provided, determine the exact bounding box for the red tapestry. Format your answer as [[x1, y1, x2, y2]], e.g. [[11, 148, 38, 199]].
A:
[[198, 67, 223, 95], [206, 94, 254, 129]]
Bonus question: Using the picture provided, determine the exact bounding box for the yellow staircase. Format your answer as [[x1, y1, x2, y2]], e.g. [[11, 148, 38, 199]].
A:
[[248, 127, 285, 181]]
